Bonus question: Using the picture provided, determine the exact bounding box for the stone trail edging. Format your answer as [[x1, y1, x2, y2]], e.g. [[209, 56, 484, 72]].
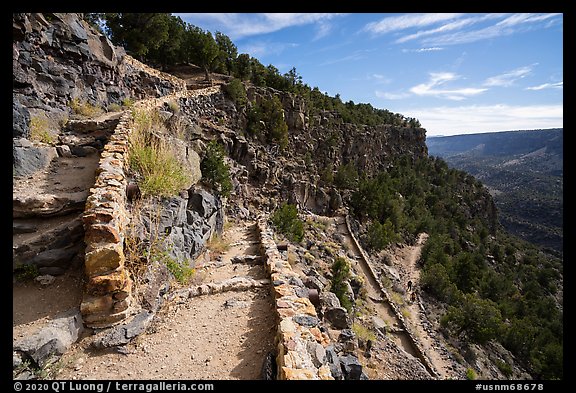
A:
[[256, 218, 334, 380], [80, 85, 221, 329], [344, 215, 440, 378]]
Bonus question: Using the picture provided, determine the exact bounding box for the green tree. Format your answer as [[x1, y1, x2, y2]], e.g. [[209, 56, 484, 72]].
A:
[[441, 293, 504, 344], [223, 78, 247, 109], [103, 13, 172, 61], [250, 57, 268, 86], [271, 203, 304, 242], [201, 141, 232, 197], [234, 53, 252, 81], [367, 219, 399, 251], [147, 15, 186, 68], [334, 162, 359, 189], [247, 96, 288, 149], [182, 25, 220, 82], [331, 257, 353, 312], [215, 31, 237, 76]]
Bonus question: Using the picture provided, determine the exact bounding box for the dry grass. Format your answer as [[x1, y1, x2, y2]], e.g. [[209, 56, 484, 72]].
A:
[[128, 108, 191, 197], [29, 114, 56, 144], [69, 98, 104, 118], [206, 233, 230, 255], [352, 321, 377, 342]]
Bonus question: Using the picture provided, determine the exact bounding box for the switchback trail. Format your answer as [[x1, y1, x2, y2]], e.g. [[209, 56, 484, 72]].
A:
[[54, 221, 276, 380]]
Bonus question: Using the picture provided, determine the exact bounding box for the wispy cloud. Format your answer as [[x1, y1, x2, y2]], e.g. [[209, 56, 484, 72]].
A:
[[313, 21, 333, 41], [176, 13, 344, 39], [402, 47, 444, 53], [375, 90, 410, 100], [319, 49, 376, 66], [407, 104, 563, 136], [240, 41, 299, 58], [410, 72, 487, 100], [396, 18, 476, 43], [361, 13, 562, 47], [421, 13, 561, 46], [526, 81, 563, 90], [363, 13, 463, 35], [483, 65, 535, 87]]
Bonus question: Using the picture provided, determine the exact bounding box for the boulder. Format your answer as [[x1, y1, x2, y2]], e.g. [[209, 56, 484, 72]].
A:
[[13, 309, 84, 368], [13, 138, 57, 178], [325, 307, 350, 329], [339, 354, 363, 380]]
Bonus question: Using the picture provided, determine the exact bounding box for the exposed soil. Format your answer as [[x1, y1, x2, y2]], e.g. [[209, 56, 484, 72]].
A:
[[382, 233, 466, 379], [13, 266, 84, 343], [52, 222, 277, 380]]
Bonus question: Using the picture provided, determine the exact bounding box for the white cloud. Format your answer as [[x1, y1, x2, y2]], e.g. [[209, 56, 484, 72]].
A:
[[406, 104, 563, 136], [319, 49, 376, 66], [363, 13, 463, 35], [375, 90, 410, 100], [176, 13, 344, 39], [313, 21, 333, 41], [396, 18, 475, 43], [484, 65, 535, 87], [402, 47, 444, 53], [239, 41, 298, 58], [421, 13, 562, 46], [410, 72, 487, 100], [526, 81, 563, 90]]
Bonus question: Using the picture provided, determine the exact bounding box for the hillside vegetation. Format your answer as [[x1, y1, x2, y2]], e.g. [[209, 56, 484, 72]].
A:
[[94, 13, 563, 379], [427, 129, 563, 253], [14, 13, 562, 380]]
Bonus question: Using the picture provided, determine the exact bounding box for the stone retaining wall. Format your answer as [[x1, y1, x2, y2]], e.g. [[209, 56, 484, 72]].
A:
[[256, 218, 334, 380], [80, 86, 221, 328], [344, 215, 440, 378]]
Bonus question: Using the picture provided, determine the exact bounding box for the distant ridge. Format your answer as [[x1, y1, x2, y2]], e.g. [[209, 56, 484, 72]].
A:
[[426, 128, 563, 253], [426, 128, 562, 158]]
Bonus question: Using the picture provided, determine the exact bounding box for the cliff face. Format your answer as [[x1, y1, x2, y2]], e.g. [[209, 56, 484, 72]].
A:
[[192, 85, 430, 218], [12, 13, 184, 141]]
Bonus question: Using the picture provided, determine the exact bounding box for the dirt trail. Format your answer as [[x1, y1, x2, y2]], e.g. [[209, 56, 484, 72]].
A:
[[387, 233, 462, 379], [334, 215, 459, 378], [54, 222, 277, 380]]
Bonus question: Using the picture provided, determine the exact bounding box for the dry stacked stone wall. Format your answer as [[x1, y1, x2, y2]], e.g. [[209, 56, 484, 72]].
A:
[[256, 217, 334, 380], [80, 87, 219, 328]]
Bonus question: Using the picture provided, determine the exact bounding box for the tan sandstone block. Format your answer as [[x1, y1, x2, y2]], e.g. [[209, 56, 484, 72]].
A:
[[85, 243, 124, 276], [83, 309, 131, 328], [80, 294, 114, 315], [318, 365, 334, 380], [282, 367, 317, 380], [86, 269, 129, 295], [85, 224, 121, 244]]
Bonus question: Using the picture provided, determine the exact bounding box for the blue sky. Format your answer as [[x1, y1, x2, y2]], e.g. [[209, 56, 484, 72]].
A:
[[175, 13, 563, 136]]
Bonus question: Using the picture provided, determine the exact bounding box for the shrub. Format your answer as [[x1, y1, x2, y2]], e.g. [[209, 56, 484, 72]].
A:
[[246, 96, 288, 149], [367, 219, 399, 251], [466, 368, 476, 380], [167, 100, 180, 113], [271, 203, 304, 242], [163, 255, 195, 285], [495, 359, 513, 377], [107, 103, 122, 112], [440, 293, 504, 344], [201, 141, 232, 197], [69, 98, 103, 118], [121, 97, 135, 108], [128, 108, 191, 197], [330, 257, 353, 312], [352, 322, 377, 342], [14, 264, 39, 281], [334, 162, 358, 189], [223, 78, 247, 108], [29, 115, 55, 144]]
